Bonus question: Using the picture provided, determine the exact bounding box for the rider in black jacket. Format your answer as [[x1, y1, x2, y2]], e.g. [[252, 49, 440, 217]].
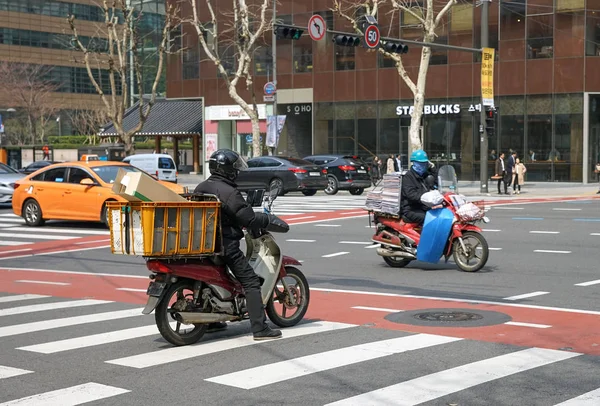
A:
[[194, 149, 282, 341], [400, 149, 438, 225]]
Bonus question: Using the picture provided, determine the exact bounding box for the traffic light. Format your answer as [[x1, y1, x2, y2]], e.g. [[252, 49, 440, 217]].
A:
[[382, 40, 408, 54], [274, 26, 303, 40], [332, 34, 361, 47], [485, 106, 497, 136]]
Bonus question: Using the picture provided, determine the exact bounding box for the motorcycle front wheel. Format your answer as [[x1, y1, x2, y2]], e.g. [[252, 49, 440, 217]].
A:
[[452, 231, 489, 272], [155, 280, 208, 346], [383, 255, 412, 268], [266, 267, 310, 328]]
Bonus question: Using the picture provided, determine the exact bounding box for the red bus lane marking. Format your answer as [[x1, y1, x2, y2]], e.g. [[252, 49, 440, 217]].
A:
[[0, 268, 598, 355]]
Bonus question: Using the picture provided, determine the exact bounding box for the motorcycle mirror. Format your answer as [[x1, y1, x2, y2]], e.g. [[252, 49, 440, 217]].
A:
[[245, 189, 266, 207], [269, 183, 279, 200]]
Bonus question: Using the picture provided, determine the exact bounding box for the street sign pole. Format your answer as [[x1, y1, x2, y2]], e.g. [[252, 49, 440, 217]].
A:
[[480, 0, 491, 194], [271, 0, 278, 156]]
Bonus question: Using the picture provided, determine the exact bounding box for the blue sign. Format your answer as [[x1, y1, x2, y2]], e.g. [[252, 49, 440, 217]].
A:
[[264, 82, 276, 95], [245, 134, 253, 144]]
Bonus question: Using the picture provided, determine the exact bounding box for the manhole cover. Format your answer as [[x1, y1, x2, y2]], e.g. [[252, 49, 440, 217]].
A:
[[413, 311, 484, 323], [385, 308, 511, 328]]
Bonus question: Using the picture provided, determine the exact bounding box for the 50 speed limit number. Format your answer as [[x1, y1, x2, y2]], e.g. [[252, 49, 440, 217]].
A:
[[364, 25, 380, 49]]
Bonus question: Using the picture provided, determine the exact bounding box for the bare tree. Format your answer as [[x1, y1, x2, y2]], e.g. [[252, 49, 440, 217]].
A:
[[188, 0, 272, 157], [0, 62, 60, 145], [334, 0, 457, 151], [39, 104, 60, 143], [68, 0, 175, 156], [68, 109, 110, 144]]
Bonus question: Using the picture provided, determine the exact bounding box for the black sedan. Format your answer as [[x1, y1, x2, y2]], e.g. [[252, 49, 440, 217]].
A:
[[20, 161, 60, 174], [236, 156, 328, 196], [303, 154, 372, 195]]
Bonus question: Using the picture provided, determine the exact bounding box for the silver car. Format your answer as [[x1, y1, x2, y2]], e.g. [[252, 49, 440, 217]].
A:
[[0, 162, 24, 205]]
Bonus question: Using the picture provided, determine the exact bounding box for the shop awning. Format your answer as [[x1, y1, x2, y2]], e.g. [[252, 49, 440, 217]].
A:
[[99, 97, 203, 137]]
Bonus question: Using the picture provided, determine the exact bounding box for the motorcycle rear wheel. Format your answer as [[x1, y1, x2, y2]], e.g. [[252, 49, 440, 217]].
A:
[[266, 267, 310, 328], [452, 231, 489, 272], [383, 256, 412, 268], [155, 280, 208, 346]]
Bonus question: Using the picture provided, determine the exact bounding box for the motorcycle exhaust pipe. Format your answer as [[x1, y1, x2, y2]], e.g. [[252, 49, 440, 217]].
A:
[[174, 312, 239, 324], [376, 247, 416, 259]]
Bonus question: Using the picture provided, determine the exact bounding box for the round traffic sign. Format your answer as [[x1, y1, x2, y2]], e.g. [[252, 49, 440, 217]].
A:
[[308, 14, 326, 41], [264, 82, 276, 95], [364, 24, 380, 49]]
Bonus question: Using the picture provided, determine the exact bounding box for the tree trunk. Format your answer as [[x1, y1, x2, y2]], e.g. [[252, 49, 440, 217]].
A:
[[122, 133, 135, 156], [408, 44, 433, 153], [250, 112, 261, 158]]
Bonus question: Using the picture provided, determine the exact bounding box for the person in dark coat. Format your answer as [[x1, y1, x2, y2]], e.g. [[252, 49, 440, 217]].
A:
[[495, 152, 508, 195], [400, 149, 438, 225], [506, 151, 517, 193], [194, 149, 282, 341]]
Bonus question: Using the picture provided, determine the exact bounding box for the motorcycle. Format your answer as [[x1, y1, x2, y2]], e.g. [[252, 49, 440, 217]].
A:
[[369, 165, 490, 272], [141, 185, 310, 346]]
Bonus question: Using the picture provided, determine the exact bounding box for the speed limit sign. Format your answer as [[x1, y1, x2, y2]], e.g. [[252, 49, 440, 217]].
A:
[[364, 24, 380, 49]]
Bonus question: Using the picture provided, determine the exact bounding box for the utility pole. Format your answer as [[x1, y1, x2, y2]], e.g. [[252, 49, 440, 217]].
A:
[[270, 0, 278, 156], [479, 0, 491, 194]]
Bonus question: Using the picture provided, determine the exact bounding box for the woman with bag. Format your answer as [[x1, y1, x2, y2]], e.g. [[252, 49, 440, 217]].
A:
[[514, 158, 527, 194]]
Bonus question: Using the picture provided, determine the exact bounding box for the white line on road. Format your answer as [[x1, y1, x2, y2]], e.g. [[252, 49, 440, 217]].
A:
[[285, 239, 316, 243], [324, 348, 580, 406], [322, 252, 350, 258], [574, 279, 600, 287], [0, 232, 76, 240], [339, 241, 372, 245], [365, 244, 380, 249], [503, 291, 550, 301], [75, 240, 110, 245], [339, 211, 366, 215], [0, 294, 49, 303], [106, 321, 356, 369], [0, 299, 111, 317], [315, 224, 341, 227], [534, 250, 571, 254], [285, 216, 316, 221], [591, 233, 600, 236], [554, 388, 600, 405], [115, 288, 146, 293], [505, 321, 552, 329], [0, 249, 32, 255], [352, 306, 403, 313], [0, 218, 24, 223], [552, 208, 582, 211], [14, 280, 70, 286], [493, 207, 524, 210], [482, 229, 502, 232], [205, 334, 461, 390], [0, 245, 111, 261], [0, 241, 32, 246], [529, 231, 560, 234], [0, 365, 33, 380], [0, 382, 130, 405]]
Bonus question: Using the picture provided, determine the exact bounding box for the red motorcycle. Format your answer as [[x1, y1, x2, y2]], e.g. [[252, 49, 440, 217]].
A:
[[141, 188, 310, 346], [368, 170, 490, 272]]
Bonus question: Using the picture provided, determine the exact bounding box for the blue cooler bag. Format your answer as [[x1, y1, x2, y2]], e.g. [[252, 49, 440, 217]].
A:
[[416, 208, 454, 263]]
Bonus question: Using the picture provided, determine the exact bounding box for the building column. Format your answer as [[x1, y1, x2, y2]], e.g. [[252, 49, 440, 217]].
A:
[[155, 136, 162, 153], [172, 137, 179, 169], [192, 133, 200, 174]]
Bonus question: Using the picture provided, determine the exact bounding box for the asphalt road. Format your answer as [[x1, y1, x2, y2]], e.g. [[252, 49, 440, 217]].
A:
[[1, 198, 600, 405]]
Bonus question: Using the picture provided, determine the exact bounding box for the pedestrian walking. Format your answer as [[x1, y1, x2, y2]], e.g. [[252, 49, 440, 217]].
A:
[[514, 158, 527, 194], [507, 151, 517, 194], [386, 154, 395, 174], [42, 144, 50, 160], [494, 152, 508, 195]]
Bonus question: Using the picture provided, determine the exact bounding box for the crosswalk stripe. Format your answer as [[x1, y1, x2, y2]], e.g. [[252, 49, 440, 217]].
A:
[[0, 218, 24, 223], [6, 227, 110, 235], [0, 299, 112, 317], [0, 294, 49, 304], [325, 347, 581, 406], [205, 333, 461, 389], [0, 365, 33, 380], [0, 382, 130, 405], [105, 321, 357, 369], [0, 308, 142, 338], [0, 232, 76, 240], [554, 388, 600, 405]]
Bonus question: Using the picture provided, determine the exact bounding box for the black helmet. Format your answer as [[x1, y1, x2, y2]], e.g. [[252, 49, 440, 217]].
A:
[[208, 149, 248, 180]]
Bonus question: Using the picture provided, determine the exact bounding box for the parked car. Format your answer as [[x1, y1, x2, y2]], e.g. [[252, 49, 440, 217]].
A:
[[12, 161, 183, 227], [236, 156, 328, 196], [302, 155, 372, 195], [20, 161, 60, 174], [122, 153, 178, 183], [0, 162, 24, 205]]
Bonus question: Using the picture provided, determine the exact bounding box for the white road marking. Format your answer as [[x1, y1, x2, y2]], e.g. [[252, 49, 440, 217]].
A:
[[205, 334, 461, 389], [0, 294, 49, 303], [0, 308, 142, 338], [315, 224, 341, 227], [115, 288, 146, 292], [554, 388, 600, 405], [0, 232, 76, 240], [552, 208, 582, 211], [106, 321, 356, 369], [0, 365, 33, 380], [75, 240, 110, 245], [365, 244, 380, 249], [0, 382, 130, 405], [338, 241, 372, 245], [0, 218, 24, 223], [322, 252, 349, 258], [0, 299, 109, 317], [534, 249, 572, 254], [530, 231, 560, 234], [574, 279, 600, 287], [325, 348, 580, 406], [0, 241, 32, 246], [7, 227, 110, 235], [493, 207, 524, 210], [0, 249, 32, 255], [352, 306, 403, 313], [503, 291, 550, 301], [14, 280, 70, 286], [0, 245, 111, 260], [505, 321, 552, 329], [285, 216, 316, 221], [285, 239, 315, 243], [339, 211, 366, 215], [482, 229, 502, 232], [591, 233, 600, 236]]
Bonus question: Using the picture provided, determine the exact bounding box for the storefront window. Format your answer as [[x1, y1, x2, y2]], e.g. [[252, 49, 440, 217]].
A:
[[498, 96, 525, 156], [335, 103, 356, 154], [554, 94, 583, 181], [527, 14, 553, 59], [357, 101, 377, 158], [254, 46, 273, 76], [526, 95, 553, 181], [589, 95, 600, 182], [585, 11, 600, 56], [378, 102, 400, 158]]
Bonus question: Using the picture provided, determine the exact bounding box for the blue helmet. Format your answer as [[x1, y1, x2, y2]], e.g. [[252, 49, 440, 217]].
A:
[[410, 149, 429, 163]]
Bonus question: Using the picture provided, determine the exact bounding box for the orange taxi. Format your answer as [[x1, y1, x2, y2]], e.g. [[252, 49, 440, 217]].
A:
[[12, 160, 184, 227]]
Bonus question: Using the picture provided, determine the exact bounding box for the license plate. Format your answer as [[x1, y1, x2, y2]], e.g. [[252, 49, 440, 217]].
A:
[[146, 282, 167, 297], [357, 169, 366, 173], [309, 172, 320, 176]]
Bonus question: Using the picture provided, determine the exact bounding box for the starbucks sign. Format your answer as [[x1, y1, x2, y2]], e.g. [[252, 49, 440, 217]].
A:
[[396, 104, 461, 116]]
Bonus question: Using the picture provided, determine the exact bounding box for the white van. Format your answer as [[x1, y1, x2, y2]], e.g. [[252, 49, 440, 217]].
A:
[[122, 153, 178, 183]]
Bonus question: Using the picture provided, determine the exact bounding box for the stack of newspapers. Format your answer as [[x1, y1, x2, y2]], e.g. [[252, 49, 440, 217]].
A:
[[364, 186, 383, 211], [380, 173, 402, 215]]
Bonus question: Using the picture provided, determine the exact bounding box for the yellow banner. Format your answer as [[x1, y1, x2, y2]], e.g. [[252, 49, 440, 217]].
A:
[[481, 47, 495, 107]]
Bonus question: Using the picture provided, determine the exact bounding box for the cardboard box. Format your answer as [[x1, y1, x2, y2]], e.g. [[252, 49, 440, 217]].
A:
[[112, 168, 187, 202]]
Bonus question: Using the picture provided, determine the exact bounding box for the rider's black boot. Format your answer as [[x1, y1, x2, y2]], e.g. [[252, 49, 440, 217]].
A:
[[245, 289, 282, 341]]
